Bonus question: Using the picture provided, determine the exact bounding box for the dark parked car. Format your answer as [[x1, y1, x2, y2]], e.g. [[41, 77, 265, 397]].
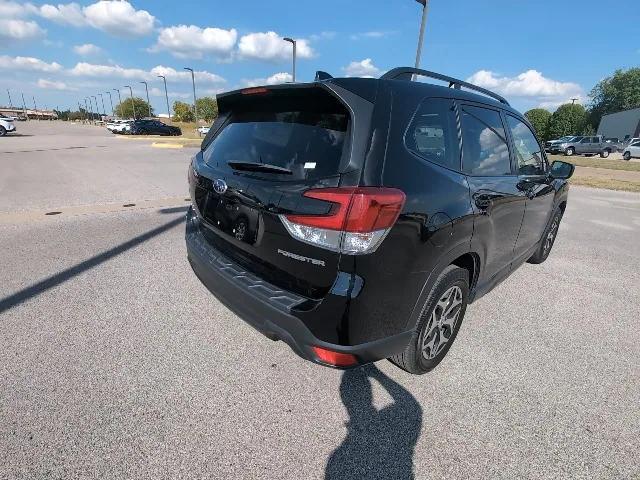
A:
[[185, 67, 574, 374], [129, 119, 181, 136]]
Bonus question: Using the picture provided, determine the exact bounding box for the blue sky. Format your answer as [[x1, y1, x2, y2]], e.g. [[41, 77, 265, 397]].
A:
[[1, 0, 638, 116]]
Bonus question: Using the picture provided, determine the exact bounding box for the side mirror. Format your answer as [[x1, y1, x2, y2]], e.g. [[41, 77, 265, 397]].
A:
[[550, 160, 575, 180]]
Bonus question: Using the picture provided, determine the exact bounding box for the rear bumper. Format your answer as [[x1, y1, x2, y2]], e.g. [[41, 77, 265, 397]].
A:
[[185, 207, 412, 368]]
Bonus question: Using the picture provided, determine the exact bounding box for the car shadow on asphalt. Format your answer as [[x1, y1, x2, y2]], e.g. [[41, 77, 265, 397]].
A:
[[0, 214, 185, 315], [325, 364, 422, 480]]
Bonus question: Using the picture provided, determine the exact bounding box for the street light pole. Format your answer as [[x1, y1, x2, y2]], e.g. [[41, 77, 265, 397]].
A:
[[283, 37, 297, 82], [98, 93, 106, 116], [123, 85, 136, 119], [32, 96, 38, 120], [85, 97, 92, 123], [7, 89, 13, 109], [113, 88, 122, 116], [414, 0, 430, 73], [139, 81, 151, 117], [157, 75, 171, 121], [91, 96, 99, 120], [21, 93, 28, 120], [105, 91, 114, 116], [184, 67, 198, 125]]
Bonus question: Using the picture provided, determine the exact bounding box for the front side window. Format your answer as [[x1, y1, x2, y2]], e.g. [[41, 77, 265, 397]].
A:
[[405, 98, 460, 170], [460, 105, 511, 176], [580, 137, 590, 143], [506, 115, 546, 175]]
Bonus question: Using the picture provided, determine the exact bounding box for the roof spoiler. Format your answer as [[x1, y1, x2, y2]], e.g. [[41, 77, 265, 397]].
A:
[[381, 67, 510, 106]]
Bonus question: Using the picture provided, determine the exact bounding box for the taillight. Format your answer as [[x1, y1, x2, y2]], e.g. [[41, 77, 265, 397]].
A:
[[279, 187, 405, 254]]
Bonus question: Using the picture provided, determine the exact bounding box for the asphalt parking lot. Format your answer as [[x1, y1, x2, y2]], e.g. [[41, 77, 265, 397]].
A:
[[1, 121, 639, 479]]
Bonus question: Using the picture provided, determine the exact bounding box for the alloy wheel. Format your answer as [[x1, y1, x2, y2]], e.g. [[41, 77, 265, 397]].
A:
[[421, 286, 463, 360], [543, 214, 560, 255]]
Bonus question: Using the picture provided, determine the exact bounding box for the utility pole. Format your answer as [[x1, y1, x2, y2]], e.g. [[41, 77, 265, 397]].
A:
[[184, 67, 198, 125], [414, 0, 430, 77], [124, 85, 136, 119], [105, 91, 114, 116], [283, 37, 297, 82], [158, 75, 171, 121], [571, 98, 578, 104], [140, 81, 151, 117], [7, 89, 13, 109]]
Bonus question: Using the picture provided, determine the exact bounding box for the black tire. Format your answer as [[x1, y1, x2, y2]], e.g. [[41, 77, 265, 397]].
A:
[[528, 208, 563, 264], [0, 126, 6, 137], [565, 147, 574, 156], [389, 265, 469, 374], [623, 151, 631, 161], [600, 149, 610, 158]]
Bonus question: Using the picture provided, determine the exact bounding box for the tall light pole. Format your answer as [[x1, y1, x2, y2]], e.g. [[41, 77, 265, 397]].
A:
[[105, 91, 114, 116], [32, 96, 38, 120], [184, 67, 197, 125], [85, 97, 92, 123], [123, 85, 136, 119], [7, 89, 13, 109], [414, 0, 430, 72], [78, 102, 85, 121], [21, 93, 28, 120], [91, 96, 99, 120], [283, 37, 297, 82], [139, 81, 151, 117], [98, 93, 106, 116], [113, 88, 122, 116], [157, 75, 171, 121]]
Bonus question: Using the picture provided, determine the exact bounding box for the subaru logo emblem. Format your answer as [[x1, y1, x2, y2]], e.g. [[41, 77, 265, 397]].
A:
[[213, 179, 227, 194]]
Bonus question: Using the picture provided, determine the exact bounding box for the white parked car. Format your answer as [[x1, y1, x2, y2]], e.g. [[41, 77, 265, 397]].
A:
[[108, 120, 133, 134], [622, 140, 640, 161], [0, 114, 16, 136], [197, 126, 210, 135]]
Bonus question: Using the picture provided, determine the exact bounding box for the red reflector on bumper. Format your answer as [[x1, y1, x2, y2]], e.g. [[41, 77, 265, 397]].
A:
[[312, 346, 358, 367]]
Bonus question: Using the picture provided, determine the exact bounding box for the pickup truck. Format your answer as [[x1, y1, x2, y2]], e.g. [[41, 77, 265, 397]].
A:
[[556, 135, 614, 158]]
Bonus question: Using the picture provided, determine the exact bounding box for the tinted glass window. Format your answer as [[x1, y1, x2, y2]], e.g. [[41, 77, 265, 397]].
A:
[[506, 115, 546, 175], [461, 105, 511, 176], [405, 98, 460, 170], [203, 110, 349, 180], [580, 137, 590, 143]]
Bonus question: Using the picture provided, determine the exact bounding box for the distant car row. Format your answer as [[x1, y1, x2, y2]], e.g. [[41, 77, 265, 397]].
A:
[[545, 135, 639, 159], [106, 119, 181, 136]]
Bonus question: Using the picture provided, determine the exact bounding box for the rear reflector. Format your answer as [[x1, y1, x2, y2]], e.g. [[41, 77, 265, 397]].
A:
[[280, 187, 405, 254], [312, 346, 358, 367]]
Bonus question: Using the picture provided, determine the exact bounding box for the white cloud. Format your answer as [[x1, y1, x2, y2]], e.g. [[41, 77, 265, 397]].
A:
[[0, 55, 62, 72], [238, 31, 313, 62], [342, 58, 381, 78], [0, 19, 45, 42], [154, 25, 237, 59], [36, 2, 86, 27], [73, 43, 102, 56], [37, 78, 72, 90], [83, 1, 155, 37], [538, 96, 584, 111], [309, 31, 336, 41], [68, 62, 225, 85], [350, 31, 393, 40], [242, 72, 293, 87], [467, 70, 582, 99], [149, 87, 191, 99], [0, 1, 32, 18]]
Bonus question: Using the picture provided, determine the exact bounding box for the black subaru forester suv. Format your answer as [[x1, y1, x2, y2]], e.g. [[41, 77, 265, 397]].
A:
[[186, 67, 574, 374]]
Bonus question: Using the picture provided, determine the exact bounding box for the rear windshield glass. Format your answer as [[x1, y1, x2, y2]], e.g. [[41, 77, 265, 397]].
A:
[[203, 101, 349, 181]]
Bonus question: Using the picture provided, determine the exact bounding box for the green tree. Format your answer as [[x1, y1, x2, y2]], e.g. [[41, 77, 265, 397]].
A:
[[114, 97, 153, 119], [195, 96, 218, 122], [524, 108, 552, 142], [587, 68, 640, 130], [547, 103, 587, 139], [173, 100, 194, 122]]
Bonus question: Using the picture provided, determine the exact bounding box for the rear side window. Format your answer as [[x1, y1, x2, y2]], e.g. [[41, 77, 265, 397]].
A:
[[203, 93, 349, 181], [506, 115, 546, 175], [460, 105, 511, 176], [405, 98, 460, 170]]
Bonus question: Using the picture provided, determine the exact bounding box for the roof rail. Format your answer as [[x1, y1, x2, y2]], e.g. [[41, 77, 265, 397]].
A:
[[380, 67, 510, 106]]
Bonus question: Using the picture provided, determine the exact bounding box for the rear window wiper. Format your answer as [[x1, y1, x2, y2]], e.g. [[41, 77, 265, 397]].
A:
[[227, 161, 292, 175]]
